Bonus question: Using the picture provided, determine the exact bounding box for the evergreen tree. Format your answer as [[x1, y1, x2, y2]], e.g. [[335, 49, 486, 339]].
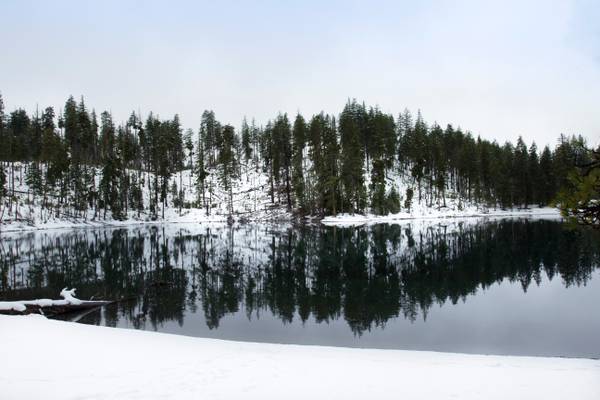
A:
[[195, 138, 208, 212], [370, 158, 386, 214], [8, 109, 31, 161], [339, 100, 366, 213], [26, 162, 43, 197], [291, 113, 307, 211], [241, 117, 252, 162], [514, 136, 530, 207], [99, 152, 124, 220], [200, 110, 220, 166], [528, 142, 540, 205], [272, 114, 292, 209], [63, 96, 79, 159], [539, 145, 554, 205], [218, 124, 237, 214], [316, 115, 339, 215]]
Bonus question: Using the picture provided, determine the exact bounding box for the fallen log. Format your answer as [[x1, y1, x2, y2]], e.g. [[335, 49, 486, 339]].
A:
[[0, 288, 113, 317]]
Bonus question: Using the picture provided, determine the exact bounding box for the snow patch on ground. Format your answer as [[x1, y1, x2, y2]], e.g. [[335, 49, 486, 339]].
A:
[[0, 315, 598, 400], [322, 206, 561, 226]]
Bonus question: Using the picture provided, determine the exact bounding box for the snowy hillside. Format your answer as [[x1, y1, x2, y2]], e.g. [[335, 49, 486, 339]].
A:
[[0, 161, 560, 232], [0, 162, 291, 231]]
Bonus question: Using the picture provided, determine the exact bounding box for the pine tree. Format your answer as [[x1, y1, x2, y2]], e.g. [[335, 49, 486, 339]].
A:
[[63, 96, 79, 159], [184, 128, 194, 187], [339, 100, 366, 213], [30, 108, 43, 161], [370, 158, 386, 214], [514, 136, 530, 207], [241, 117, 252, 162], [539, 145, 554, 205], [195, 139, 208, 212], [291, 113, 307, 211], [318, 115, 339, 215], [272, 114, 292, 209], [99, 152, 124, 220], [26, 162, 43, 197], [528, 142, 540, 206], [218, 124, 237, 215], [200, 110, 219, 166], [397, 109, 413, 169], [410, 111, 427, 201]]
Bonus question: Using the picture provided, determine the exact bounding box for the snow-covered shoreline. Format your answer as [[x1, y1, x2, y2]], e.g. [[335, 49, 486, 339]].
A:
[[0, 315, 598, 400], [0, 206, 562, 233], [0, 162, 564, 233], [321, 206, 561, 226]]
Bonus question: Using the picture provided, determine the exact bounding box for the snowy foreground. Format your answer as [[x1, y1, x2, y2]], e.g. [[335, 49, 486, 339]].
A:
[[1, 316, 598, 400]]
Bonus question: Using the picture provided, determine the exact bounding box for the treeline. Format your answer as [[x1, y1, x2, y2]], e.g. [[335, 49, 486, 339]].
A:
[[0, 93, 589, 219]]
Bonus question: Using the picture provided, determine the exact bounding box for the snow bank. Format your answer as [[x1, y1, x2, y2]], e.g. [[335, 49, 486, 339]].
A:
[[0, 315, 598, 400]]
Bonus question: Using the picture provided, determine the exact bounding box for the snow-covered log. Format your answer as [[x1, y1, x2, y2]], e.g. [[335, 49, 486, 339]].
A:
[[0, 288, 112, 316]]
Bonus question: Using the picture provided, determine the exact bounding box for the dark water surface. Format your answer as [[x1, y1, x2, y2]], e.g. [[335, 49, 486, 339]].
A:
[[1, 218, 599, 358]]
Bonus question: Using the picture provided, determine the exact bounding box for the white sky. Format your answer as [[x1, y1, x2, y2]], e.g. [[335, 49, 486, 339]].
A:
[[1, 0, 599, 147]]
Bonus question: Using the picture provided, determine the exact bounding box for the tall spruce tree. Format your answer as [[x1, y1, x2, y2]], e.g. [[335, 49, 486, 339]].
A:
[[218, 124, 237, 215], [339, 100, 366, 213], [291, 113, 307, 211]]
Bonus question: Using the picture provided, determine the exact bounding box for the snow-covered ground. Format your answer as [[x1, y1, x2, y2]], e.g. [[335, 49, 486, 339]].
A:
[[0, 162, 290, 232], [0, 315, 598, 400], [0, 162, 564, 232], [321, 206, 561, 226]]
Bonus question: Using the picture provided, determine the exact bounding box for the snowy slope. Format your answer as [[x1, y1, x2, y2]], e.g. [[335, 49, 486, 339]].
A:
[[0, 162, 562, 232], [0, 315, 598, 400]]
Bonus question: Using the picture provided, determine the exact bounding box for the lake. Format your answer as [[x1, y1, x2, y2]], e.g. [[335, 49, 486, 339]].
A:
[[1, 218, 599, 358]]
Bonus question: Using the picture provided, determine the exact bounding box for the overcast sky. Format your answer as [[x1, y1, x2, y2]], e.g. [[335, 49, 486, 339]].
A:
[[1, 0, 599, 147]]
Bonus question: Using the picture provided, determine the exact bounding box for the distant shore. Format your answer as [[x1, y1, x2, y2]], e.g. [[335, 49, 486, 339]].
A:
[[0, 205, 561, 233]]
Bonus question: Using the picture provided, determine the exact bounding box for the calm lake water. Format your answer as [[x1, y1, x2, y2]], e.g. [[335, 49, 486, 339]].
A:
[[1, 218, 599, 358]]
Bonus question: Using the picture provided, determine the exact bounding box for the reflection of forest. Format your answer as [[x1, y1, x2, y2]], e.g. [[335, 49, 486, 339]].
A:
[[1, 220, 598, 334]]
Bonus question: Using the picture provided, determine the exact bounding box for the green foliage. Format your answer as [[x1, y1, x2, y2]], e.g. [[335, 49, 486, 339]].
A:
[[557, 148, 599, 228]]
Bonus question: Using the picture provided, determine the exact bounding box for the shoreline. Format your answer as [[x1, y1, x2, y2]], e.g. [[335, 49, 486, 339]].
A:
[[1, 315, 598, 400], [0, 206, 562, 233]]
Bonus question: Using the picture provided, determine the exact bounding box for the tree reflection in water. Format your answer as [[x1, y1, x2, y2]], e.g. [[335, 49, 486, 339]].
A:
[[1, 219, 598, 335]]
